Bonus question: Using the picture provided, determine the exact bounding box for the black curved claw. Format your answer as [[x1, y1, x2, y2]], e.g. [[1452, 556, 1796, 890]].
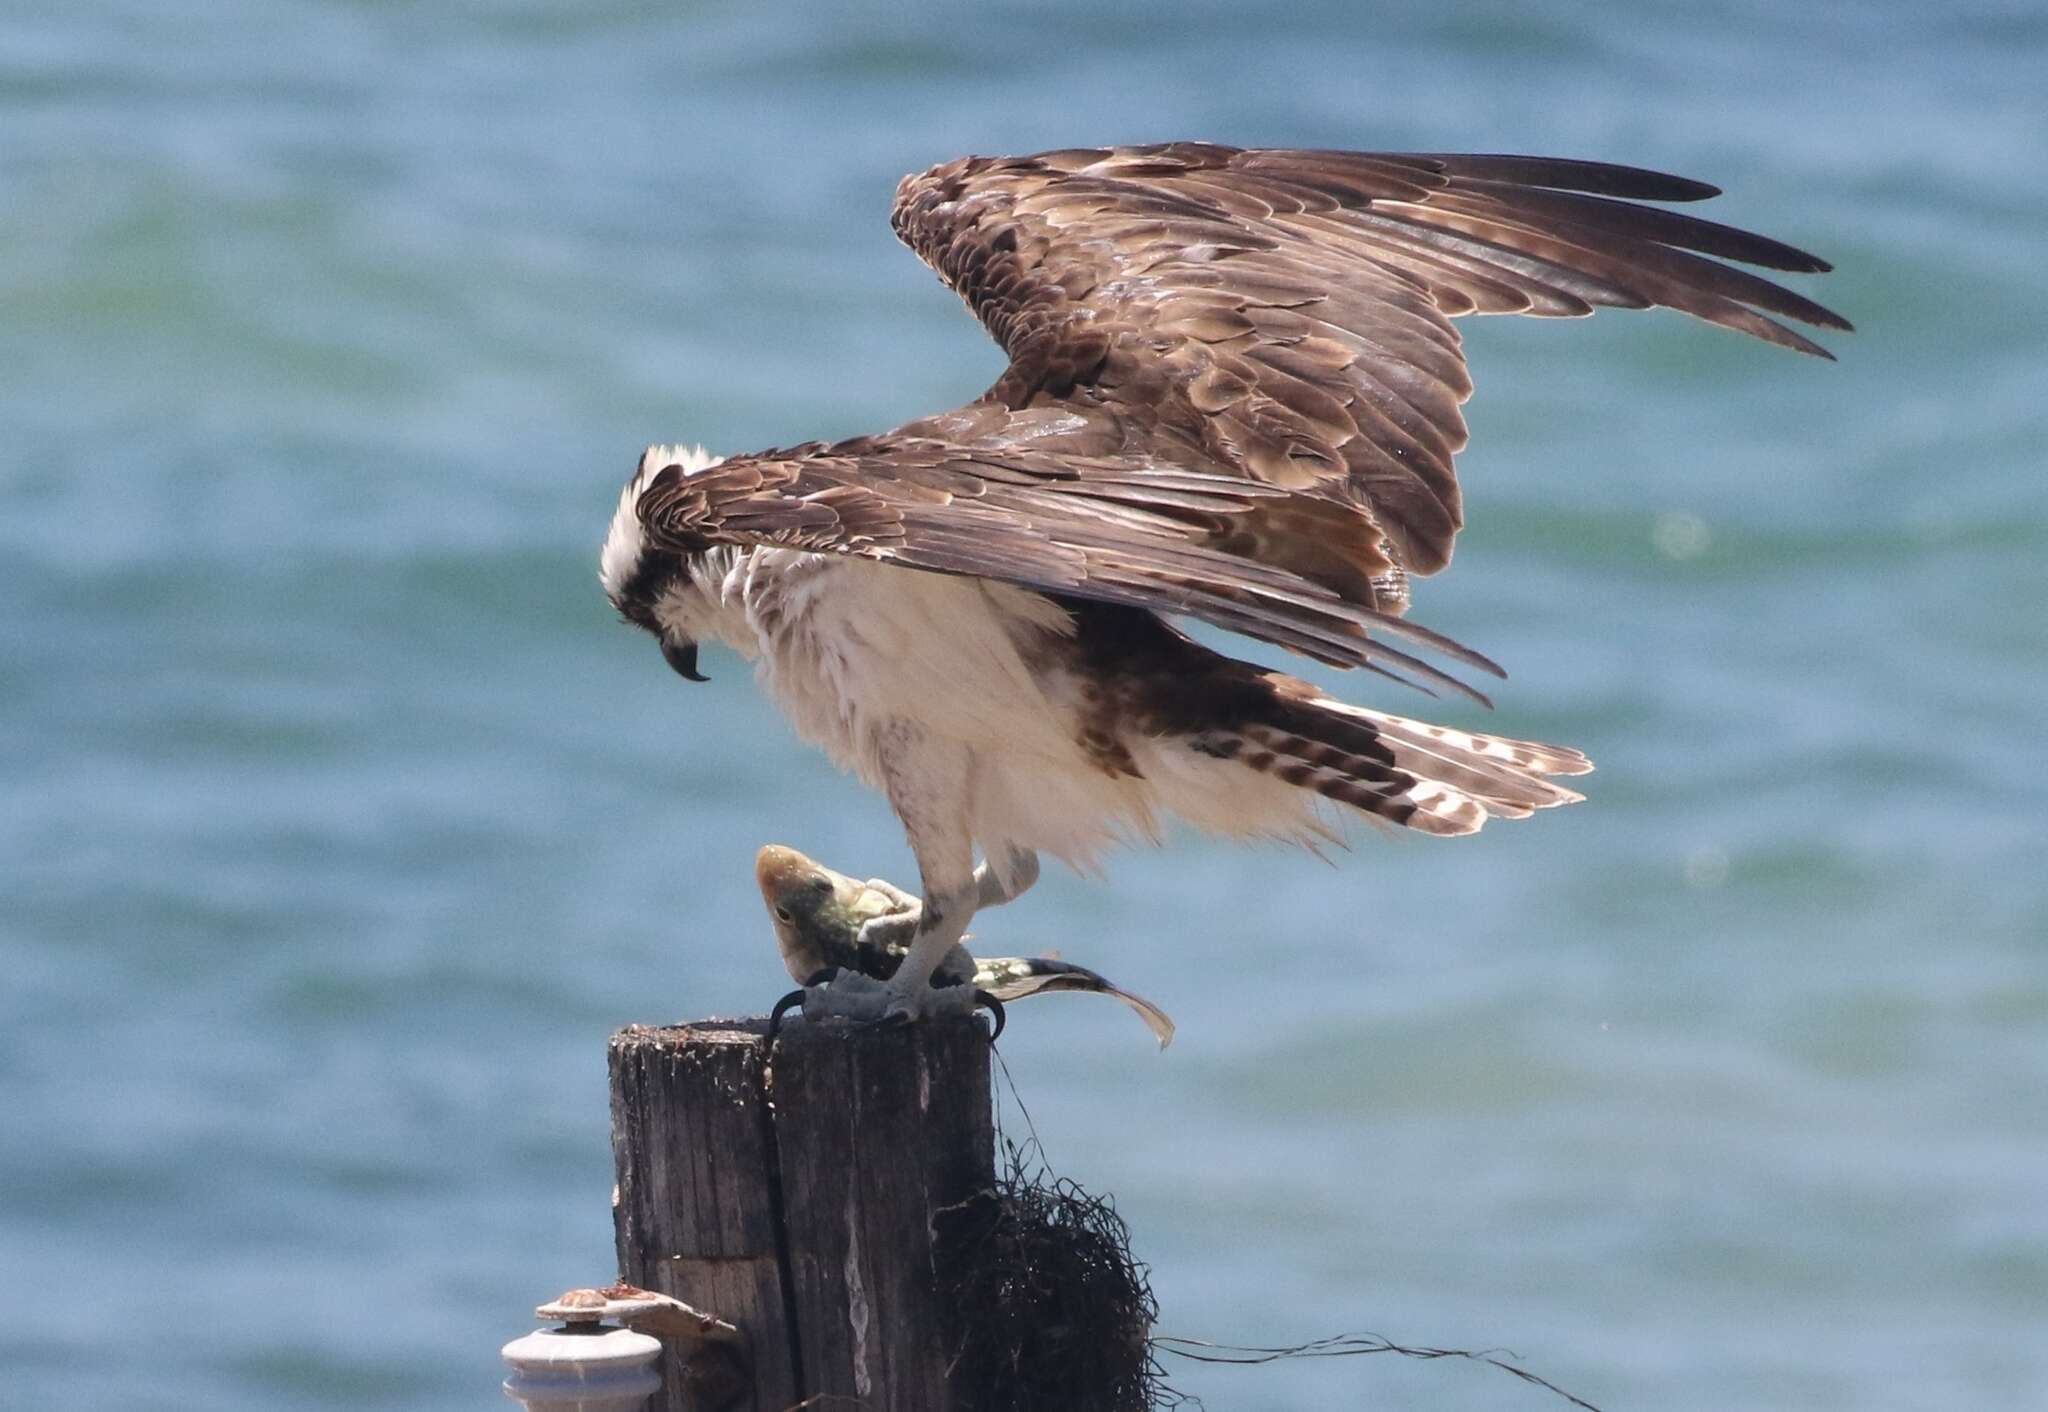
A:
[[767, 966, 846, 1045], [766, 987, 807, 1045], [972, 989, 1006, 1043]]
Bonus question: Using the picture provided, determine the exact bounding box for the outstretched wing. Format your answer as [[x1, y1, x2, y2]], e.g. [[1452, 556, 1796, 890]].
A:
[[632, 435, 1502, 702], [892, 144, 1848, 579]]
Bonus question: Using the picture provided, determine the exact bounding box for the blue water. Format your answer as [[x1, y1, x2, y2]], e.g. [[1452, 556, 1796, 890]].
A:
[[4, 2, 2044, 1408]]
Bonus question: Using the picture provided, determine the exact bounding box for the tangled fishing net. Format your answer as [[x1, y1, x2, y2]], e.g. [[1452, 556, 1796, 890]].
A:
[[931, 1072, 1601, 1412], [934, 1141, 1164, 1412]]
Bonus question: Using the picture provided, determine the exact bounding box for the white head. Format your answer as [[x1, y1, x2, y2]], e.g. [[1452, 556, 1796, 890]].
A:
[[600, 443, 729, 682]]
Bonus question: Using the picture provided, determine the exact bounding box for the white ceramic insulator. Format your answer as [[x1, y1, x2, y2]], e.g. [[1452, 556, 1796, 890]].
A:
[[501, 1324, 663, 1412]]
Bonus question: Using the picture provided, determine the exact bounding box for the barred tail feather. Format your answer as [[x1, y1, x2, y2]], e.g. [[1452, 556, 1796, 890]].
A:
[[1192, 690, 1591, 838]]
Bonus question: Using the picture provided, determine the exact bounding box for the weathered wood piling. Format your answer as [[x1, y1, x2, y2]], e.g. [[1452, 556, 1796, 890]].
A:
[[609, 1014, 995, 1411]]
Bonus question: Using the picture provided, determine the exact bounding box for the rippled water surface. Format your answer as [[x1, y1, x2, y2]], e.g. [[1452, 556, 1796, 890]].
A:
[[4, 2, 2044, 1408]]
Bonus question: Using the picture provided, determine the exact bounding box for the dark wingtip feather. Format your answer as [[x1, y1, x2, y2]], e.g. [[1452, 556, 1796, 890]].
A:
[[1363, 608, 1508, 679], [1418, 153, 1723, 202], [1791, 292, 1852, 331], [1751, 313, 1838, 359]]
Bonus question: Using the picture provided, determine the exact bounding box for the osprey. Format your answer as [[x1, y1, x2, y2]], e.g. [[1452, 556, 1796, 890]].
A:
[[600, 144, 1844, 1025]]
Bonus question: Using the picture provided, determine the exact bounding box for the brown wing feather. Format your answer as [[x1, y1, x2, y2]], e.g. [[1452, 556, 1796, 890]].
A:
[[891, 143, 1847, 576], [634, 436, 1503, 702]]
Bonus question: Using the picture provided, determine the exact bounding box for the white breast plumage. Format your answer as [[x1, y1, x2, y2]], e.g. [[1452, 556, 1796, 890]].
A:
[[737, 553, 1078, 792]]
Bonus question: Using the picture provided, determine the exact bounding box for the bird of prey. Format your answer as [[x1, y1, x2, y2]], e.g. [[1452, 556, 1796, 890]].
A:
[[600, 143, 1845, 1026], [756, 843, 1176, 1045]]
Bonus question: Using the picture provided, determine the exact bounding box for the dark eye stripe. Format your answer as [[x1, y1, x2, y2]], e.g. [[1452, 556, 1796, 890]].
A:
[[613, 549, 687, 630]]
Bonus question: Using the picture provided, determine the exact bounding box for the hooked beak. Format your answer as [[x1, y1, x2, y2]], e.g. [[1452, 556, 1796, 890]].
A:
[[661, 635, 710, 683]]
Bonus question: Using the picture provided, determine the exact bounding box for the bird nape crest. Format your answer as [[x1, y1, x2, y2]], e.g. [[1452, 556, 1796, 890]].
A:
[[598, 443, 723, 606], [600, 441, 730, 642]]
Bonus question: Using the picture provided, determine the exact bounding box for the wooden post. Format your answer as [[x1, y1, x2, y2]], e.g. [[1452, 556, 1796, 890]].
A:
[[610, 1014, 996, 1412]]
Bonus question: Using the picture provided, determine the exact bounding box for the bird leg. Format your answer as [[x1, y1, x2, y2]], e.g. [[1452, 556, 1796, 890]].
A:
[[800, 729, 1006, 1027], [854, 846, 1039, 952], [981, 846, 1041, 908], [802, 874, 979, 1025]]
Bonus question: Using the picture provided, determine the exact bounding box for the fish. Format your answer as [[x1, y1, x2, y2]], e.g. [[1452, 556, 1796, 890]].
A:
[[756, 844, 1175, 1047]]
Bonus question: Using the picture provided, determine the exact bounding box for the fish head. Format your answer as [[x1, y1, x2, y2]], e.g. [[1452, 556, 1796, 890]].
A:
[[754, 844, 903, 979]]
